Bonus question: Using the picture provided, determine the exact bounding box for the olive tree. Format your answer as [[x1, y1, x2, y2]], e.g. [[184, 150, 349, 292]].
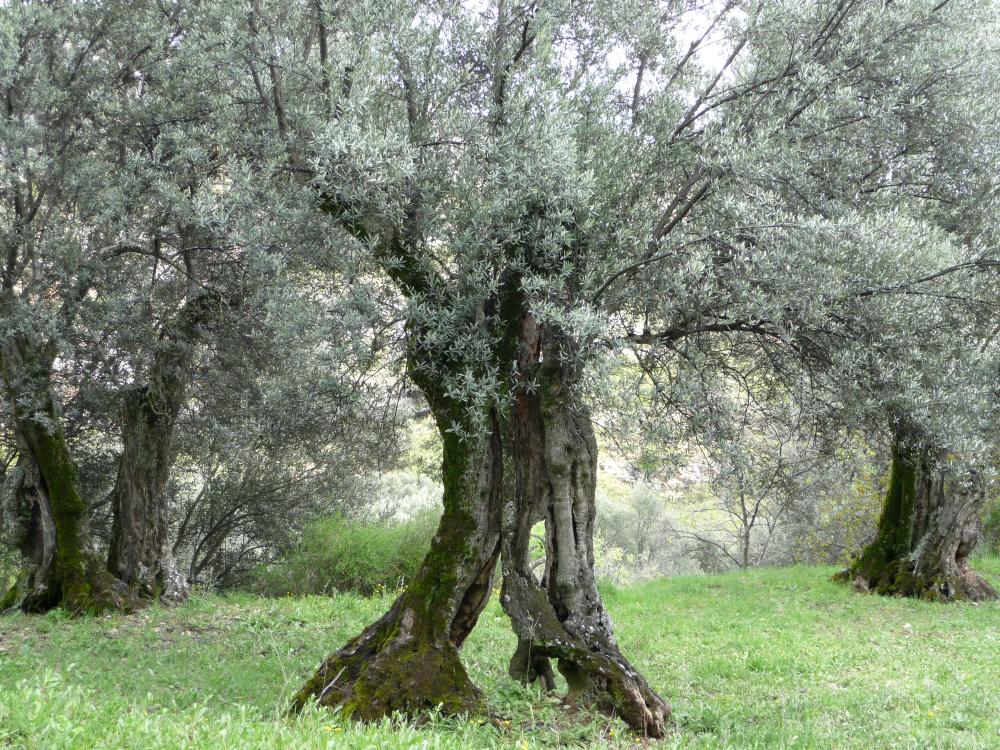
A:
[[5, 0, 997, 737], [0, 0, 393, 611], [0, 0, 153, 612], [212, 0, 1000, 735]]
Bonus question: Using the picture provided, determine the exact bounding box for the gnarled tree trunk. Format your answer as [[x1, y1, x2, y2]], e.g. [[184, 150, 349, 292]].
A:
[[291, 387, 503, 720], [106, 383, 189, 604], [500, 315, 669, 738], [1, 336, 136, 614], [106, 291, 217, 604], [840, 434, 997, 602], [1, 450, 57, 612]]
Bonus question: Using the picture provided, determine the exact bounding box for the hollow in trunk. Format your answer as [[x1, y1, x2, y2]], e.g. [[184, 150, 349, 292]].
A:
[[499, 317, 669, 737]]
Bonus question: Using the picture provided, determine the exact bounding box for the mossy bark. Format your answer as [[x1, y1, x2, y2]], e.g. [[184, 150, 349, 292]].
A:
[[499, 316, 669, 738], [1, 336, 138, 615], [839, 435, 997, 602], [1, 450, 57, 612], [291, 359, 503, 719]]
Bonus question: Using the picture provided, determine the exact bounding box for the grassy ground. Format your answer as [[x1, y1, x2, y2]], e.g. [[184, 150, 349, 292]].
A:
[[2, 559, 999, 749]]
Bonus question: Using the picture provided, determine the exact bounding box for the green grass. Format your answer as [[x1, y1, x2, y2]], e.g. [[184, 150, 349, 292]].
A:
[[2, 559, 999, 749]]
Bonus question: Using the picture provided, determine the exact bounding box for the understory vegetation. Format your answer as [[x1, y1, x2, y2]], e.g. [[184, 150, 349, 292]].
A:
[[2, 562, 999, 749], [252, 510, 439, 597], [983, 497, 1000, 556], [257, 419, 886, 590]]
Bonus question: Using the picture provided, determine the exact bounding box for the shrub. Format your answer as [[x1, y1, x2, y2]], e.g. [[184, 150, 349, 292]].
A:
[[252, 509, 439, 597], [0, 542, 17, 590], [982, 494, 1000, 556]]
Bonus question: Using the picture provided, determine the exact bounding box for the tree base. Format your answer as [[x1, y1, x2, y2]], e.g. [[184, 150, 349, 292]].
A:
[[835, 558, 999, 602], [0, 579, 24, 613], [122, 560, 190, 607], [155, 562, 191, 606], [502, 573, 669, 737], [64, 559, 143, 615], [290, 597, 484, 721], [2, 557, 141, 615]]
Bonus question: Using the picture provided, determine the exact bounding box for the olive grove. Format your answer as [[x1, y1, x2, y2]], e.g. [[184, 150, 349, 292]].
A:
[[1, 0, 999, 741]]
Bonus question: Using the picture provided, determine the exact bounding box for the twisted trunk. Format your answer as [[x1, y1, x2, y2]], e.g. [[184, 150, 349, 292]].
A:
[[292, 187, 512, 719], [106, 293, 217, 603], [1, 337, 136, 614], [840, 435, 997, 602], [106, 383, 189, 604], [502, 322, 557, 692], [500, 315, 669, 738], [291, 367, 502, 719]]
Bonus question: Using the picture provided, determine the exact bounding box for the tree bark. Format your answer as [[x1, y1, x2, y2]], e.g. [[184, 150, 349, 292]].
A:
[[499, 315, 669, 738], [839, 435, 998, 602], [290, 389, 503, 720], [292, 184, 515, 719], [105, 384, 189, 604], [0, 336, 137, 614], [1, 450, 57, 612], [106, 291, 217, 604]]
